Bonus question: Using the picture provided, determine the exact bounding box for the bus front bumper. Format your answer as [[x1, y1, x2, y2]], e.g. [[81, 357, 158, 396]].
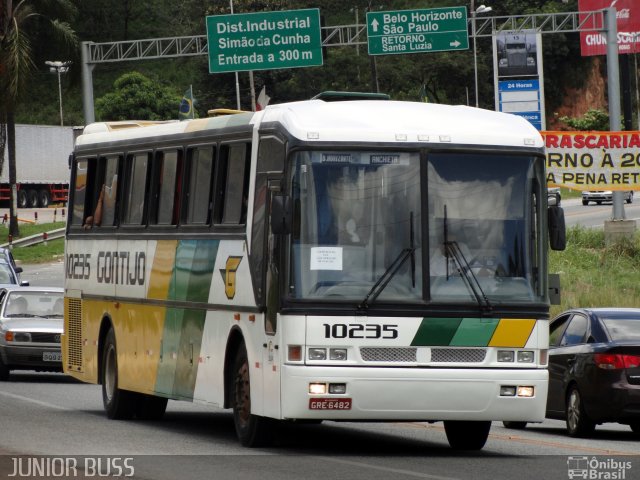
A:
[[280, 365, 548, 422]]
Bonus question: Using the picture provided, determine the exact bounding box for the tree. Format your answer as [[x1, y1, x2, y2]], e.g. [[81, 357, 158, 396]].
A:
[[559, 109, 610, 131], [95, 71, 183, 121], [0, 0, 76, 237]]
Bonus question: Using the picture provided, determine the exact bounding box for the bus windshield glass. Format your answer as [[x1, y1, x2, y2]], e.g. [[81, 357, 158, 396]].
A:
[[428, 152, 543, 304], [288, 150, 422, 303], [287, 150, 544, 306]]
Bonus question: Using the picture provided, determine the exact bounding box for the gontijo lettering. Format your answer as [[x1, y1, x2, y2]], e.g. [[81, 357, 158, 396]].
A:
[[96, 251, 146, 285]]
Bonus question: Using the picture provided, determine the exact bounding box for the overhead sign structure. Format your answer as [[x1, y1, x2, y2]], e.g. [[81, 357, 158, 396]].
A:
[[367, 7, 469, 56], [578, 0, 640, 56], [206, 8, 323, 73]]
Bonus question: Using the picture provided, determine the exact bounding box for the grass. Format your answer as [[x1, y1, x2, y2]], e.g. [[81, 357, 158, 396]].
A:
[[1, 221, 65, 264], [549, 226, 640, 317]]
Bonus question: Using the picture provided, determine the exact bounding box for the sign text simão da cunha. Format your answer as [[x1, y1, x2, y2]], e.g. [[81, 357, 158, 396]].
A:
[[543, 131, 640, 191]]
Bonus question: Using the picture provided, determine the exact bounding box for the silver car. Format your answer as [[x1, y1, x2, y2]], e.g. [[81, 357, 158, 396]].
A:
[[582, 190, 634, 205], [0, 286, 64, 380]]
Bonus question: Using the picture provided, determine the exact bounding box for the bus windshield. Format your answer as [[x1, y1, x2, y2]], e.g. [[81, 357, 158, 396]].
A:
[[286, 150, 545, 306]]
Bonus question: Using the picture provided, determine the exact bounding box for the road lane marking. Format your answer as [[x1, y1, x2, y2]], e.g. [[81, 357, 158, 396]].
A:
[[0, 391, 71, 411], [319, 456, 460, 480]]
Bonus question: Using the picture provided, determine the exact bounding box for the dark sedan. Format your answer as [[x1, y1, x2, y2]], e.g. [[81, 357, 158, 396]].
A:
[[504, 308, 640, 436]]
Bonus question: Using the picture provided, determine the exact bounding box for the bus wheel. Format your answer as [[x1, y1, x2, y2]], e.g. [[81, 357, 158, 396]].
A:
[[134, 394, 168, 420], [232, 344, 274, 447], [502, 421, 527, 430], [102, 328, 136, 420], [444, 421, 491, 450]]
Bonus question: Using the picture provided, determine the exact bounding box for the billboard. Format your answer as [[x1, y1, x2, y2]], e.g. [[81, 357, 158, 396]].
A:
[[579, 0, 640, 56], [496, 31, 538, 77]]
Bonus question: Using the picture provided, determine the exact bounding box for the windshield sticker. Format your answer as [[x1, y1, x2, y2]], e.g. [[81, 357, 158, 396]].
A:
[[321, 153, 352, 164], [310, 247, 343, 271]]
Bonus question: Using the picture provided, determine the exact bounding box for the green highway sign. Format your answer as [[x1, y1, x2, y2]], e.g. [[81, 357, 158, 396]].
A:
[[206, 9, 323, 73], [367, 7, 469, 56]]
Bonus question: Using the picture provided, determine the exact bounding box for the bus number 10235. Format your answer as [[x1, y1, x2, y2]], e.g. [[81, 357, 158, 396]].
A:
[[323, 323, 398, 339]]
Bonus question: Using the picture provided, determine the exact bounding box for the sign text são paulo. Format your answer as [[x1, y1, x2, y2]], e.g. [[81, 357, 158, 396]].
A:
[[544, 132, 640, 190], [206, 9, 322, 73]]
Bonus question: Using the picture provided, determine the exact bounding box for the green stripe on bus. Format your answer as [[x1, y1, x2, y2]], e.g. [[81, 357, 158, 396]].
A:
[[410, 318, 462, 346], [411, 317, 500, 346], [450, 318, 499, 346]]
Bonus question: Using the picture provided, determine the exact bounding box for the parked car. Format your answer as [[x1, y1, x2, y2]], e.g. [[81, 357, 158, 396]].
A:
[[504, 308, 640, 436], [582, 190, 633, 205], [0, 286, 64, 380], [0, 247, 28, 286]]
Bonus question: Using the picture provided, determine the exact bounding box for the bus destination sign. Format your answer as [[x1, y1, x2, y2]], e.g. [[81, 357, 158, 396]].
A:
[[206, 8, 323, 73], [367, 7, 469, 56]]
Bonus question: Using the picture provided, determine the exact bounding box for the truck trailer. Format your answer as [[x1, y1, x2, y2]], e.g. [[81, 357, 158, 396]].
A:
[[1, 124, 77, 208]]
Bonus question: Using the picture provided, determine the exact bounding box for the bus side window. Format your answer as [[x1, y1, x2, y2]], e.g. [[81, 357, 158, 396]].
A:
[[215, 143, 251, 225], [150, 149, 182, 226], [184, 146, 214, 225], [122, 152, 151, 226], [95, 154, 121, 227], [71, 158, 95, 228]]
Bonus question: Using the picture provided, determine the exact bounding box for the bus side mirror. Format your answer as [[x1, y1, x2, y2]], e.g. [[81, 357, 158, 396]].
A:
[[548, 206, 566, 251], [270, 195, 292, 235]]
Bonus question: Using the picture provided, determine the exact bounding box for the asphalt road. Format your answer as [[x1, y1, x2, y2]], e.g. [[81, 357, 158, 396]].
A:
[[0, 372, 638, 480], [562, 197, 640, 229]]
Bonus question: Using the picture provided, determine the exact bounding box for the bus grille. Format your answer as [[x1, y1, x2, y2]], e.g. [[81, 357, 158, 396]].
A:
[[360, 347, 417, 362], [66, 298, 83, 370], [431, 348, 486, 363]]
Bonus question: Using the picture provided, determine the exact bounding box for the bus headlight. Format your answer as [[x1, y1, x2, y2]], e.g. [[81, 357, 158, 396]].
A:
[[498, 350, 514, 362], [329, 348, 347, 361], [308, 348, 327, 361], [517, 351, 534, 363]]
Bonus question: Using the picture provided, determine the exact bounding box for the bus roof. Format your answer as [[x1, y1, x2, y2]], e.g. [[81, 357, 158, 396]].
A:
[[76, 100, 543, 150]]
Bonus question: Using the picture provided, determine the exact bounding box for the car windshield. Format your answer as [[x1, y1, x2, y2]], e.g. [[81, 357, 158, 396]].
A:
[[3, 291, 63, 318], [602, 317, 640, 341], [0, 263, 17, 284]]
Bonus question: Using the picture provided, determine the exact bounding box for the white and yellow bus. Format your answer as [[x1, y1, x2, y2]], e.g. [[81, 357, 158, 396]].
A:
[[63, 94, 566, 450]]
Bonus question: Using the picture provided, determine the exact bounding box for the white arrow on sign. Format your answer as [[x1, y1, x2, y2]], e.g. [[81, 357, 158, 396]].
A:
[[371, 18, 379, 32], [450, 40, 461, 47]]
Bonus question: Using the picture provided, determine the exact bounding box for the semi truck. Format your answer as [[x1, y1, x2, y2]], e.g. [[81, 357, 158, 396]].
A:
[[0, 124, 77, 208]]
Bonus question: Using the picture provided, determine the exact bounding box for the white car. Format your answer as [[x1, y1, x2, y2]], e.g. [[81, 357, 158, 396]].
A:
[[582, 190, 633, 205]]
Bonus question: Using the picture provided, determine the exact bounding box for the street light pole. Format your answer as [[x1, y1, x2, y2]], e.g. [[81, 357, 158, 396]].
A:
[[45, 61, 70, 126], [471, 2, 492, 108]]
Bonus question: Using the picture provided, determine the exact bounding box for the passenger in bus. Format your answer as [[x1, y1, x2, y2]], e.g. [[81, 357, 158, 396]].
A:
[[84, 184, 105, 229]]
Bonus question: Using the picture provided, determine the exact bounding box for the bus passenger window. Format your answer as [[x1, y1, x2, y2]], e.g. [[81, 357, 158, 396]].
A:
[[122, 153, 150, 225], [151, 149, 182, 226], [71, 158, 93, 227], [185, 146, 214, 225], [216, 143, 250, 225], [97, 155, 120, 227]]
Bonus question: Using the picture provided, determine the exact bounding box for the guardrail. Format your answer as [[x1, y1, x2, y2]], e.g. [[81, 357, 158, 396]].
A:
[[0, 228, 65, 249]]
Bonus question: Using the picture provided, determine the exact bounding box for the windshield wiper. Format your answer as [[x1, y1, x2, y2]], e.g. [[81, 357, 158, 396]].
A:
[[358, 212, 415, 311], [443, 206, 492, 313]]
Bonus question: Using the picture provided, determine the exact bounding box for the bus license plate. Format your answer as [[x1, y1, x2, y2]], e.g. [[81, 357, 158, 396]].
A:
[[309, 398, 352, 410], [43, 352, 61, 362]]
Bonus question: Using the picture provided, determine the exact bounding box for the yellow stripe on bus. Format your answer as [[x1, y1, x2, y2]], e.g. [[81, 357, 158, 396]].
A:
[[488, 318, 537, 348], [147, 240, 178, 300]]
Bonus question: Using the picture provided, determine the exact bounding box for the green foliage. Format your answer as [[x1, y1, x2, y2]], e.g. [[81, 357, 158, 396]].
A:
[[558, 109, 610, 131], [95, 71, 182, 121], [7, 0, 607, 124], [549, 226, 640, 317]]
